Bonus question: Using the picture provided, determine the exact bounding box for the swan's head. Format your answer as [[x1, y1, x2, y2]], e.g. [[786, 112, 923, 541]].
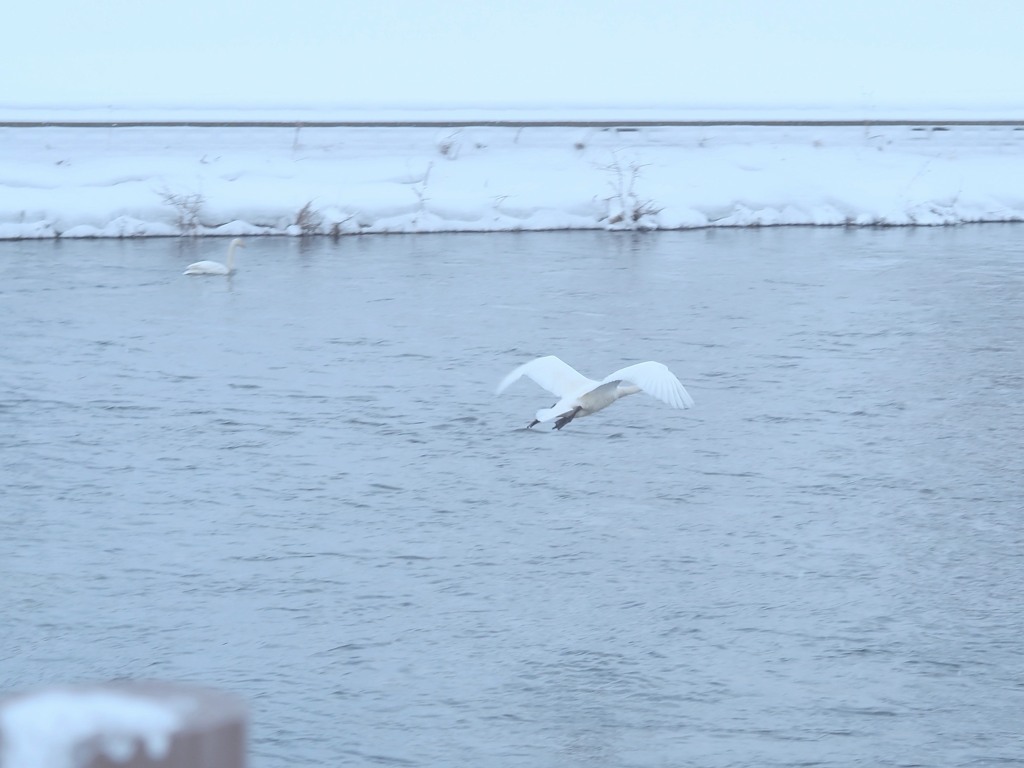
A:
[[230, 238, 246, 249]]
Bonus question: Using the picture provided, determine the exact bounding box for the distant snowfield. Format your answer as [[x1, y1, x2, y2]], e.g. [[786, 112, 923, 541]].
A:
[[3, 117, 1024, 239]]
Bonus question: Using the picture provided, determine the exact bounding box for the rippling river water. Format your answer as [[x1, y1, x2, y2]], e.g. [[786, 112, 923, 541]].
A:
[[2, 227, 1023, 767]]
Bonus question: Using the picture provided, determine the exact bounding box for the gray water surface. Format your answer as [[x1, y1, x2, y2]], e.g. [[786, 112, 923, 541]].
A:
[[2, 228, 1023, 767]]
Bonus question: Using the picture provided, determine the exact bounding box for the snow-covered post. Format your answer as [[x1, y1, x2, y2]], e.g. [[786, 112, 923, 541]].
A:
[[0, 681, 247, 768]]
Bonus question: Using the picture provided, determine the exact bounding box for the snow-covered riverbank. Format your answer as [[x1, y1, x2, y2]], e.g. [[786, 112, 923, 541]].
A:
[[3, 120, 1024, 239]]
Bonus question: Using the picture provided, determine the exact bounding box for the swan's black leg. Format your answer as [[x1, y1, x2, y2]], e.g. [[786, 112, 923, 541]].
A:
[[553, 406, 582, 430]]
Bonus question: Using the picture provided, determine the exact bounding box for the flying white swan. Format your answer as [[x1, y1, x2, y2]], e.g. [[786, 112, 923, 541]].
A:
[[184, 238, 245, 276], [496, 355, 694, 430]]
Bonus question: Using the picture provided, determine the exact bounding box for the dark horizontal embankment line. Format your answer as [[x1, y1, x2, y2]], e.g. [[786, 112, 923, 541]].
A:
[[2, 120, 1024, 129]]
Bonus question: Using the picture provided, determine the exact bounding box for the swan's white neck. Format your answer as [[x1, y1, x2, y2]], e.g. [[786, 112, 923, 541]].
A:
[[225, 240, 240, 270]]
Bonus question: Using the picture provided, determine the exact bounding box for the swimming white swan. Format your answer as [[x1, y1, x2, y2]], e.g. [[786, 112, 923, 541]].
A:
[[496, 355, 695, 430], [184, 238, 245, 276]]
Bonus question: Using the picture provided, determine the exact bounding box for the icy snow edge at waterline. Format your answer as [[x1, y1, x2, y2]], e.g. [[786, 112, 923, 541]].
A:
[[2, 121, 1024, 240]]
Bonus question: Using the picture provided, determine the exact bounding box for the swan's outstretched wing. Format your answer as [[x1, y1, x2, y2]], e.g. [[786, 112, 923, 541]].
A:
[[603, 361, 695, 409], [496, 356, 596, 398]]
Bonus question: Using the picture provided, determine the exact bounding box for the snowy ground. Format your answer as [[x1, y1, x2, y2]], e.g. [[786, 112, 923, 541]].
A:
[[3, 118, 1024, 239]]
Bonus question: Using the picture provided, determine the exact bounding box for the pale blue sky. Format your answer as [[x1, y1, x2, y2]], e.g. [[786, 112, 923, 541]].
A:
[[5, 0, 1022, 108]]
